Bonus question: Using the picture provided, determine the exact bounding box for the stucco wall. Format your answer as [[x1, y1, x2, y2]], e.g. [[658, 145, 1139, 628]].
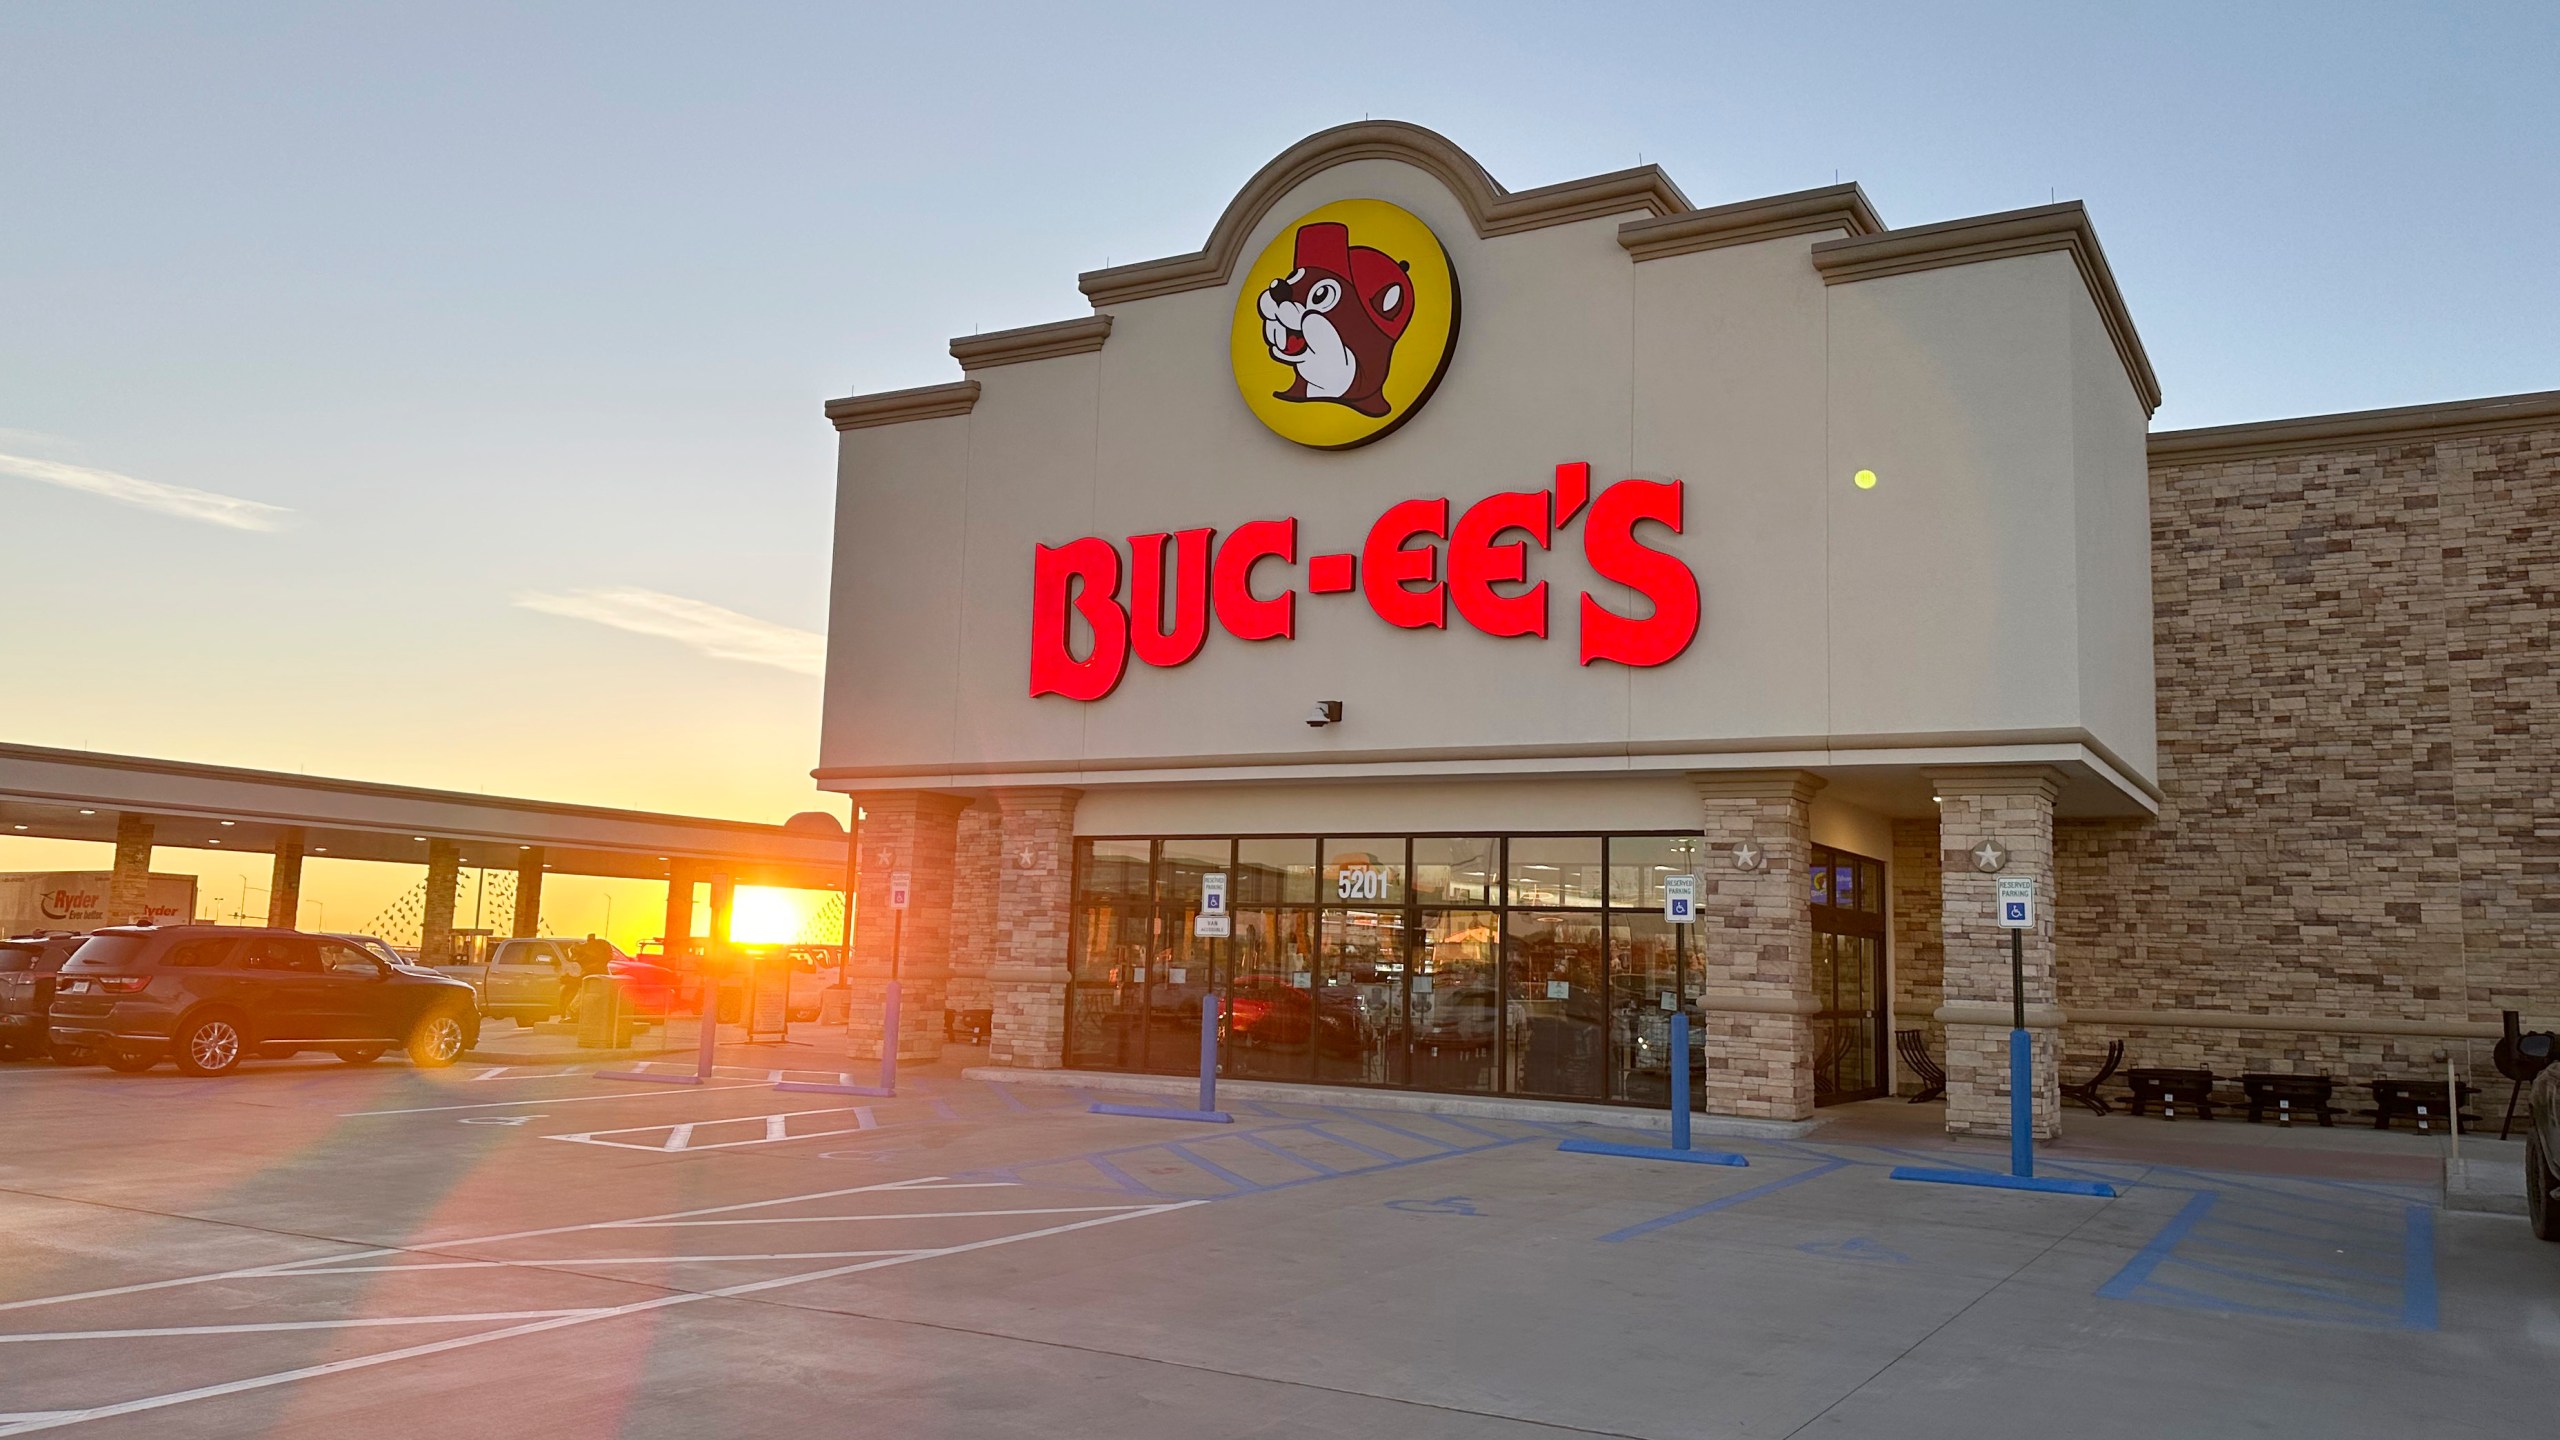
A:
[[818, 146, 2157, 796]]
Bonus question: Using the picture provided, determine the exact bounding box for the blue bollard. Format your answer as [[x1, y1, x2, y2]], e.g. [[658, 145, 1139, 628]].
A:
[[878, 982, 901, 1094], [1089, 985, 1232, 1123], [1198, 992, 1219, 1114], [1670, 1011, 1693, 1152], [2009, 1026, 2032, 1177]]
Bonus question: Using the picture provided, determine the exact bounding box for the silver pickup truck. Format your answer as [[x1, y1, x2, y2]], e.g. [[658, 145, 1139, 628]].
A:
[[437, 937, 623, 1029]]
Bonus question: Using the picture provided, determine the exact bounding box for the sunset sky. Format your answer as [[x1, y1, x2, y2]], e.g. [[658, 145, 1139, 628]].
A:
[[3, 3, 2554, 942]]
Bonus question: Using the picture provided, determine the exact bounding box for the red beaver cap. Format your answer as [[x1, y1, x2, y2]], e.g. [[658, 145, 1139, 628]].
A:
[[1290, 221, 1413, 340]]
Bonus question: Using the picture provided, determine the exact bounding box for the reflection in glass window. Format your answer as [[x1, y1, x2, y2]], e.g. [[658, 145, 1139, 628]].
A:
[[1412, 837, 1500, 906], [1234, 839, 1317, 906], [1321, 838, 1405, 906], [1228, 909, 1316, 1081], [1316, 908, 1408, 1086], [1063, 829, 1742, 1110], [1605, 913, 1683, 1104], [1607, 834, 1703, 909], [1080, 840, 1152, 902], [1507, 837, 1603, 908], [1504, 910, 1604, 1098]]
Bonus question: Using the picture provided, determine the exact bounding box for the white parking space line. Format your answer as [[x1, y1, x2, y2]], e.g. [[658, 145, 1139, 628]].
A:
[[0, 1200, 1202, 1436], [0, 1176, 1011, 1316], [550, 1104, 880, 1152], [0, 1311, 609, 1344], [605, 1206, 1149, 1229], [342, 1081, 767, 1117]]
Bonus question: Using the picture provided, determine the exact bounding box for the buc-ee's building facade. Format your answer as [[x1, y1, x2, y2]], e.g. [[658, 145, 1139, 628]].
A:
[[817, 122, 2560, 1135]]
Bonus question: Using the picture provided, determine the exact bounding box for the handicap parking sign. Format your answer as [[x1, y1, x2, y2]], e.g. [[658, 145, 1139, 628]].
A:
[[1663, 874, 1697, 924], [1995, 876, 2034, 929]]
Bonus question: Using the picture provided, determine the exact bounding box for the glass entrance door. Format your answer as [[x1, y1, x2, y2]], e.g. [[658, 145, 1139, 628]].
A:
[[1809, 845, 1887, 1104]]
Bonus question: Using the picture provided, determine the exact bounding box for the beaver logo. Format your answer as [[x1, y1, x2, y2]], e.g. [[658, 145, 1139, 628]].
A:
[[1230, 199, 1457, 450], [1257, 222, 1411, 417]]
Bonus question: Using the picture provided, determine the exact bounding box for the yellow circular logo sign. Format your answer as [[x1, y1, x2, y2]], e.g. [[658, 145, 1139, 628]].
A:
[[1230, 199, 1459, 450]]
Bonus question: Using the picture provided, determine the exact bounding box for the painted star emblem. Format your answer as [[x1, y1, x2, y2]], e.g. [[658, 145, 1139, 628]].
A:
[[1732, 841, 1765, 872], [1970, 839, 2009, 874]]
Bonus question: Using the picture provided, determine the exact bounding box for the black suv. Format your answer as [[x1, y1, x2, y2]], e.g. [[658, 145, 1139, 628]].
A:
[[1, 934, 83, 1060], [49, 926, 481, 1076]]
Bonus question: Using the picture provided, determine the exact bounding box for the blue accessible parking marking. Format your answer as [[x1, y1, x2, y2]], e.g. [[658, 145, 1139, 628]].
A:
[[2097, 1175, 2438, 1331]]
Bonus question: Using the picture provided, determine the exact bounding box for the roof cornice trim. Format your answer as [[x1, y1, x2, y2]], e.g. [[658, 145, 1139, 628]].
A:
[[1078, 120, 1690, 308], [1812, 202, 2162, 417], [823, 380, 981, 432], [950, 315, 1114, 371], [2148, 388, 2560, 464], [1617, 183, 1883, 261]]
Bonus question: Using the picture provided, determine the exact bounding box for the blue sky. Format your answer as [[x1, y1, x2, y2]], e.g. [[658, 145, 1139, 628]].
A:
[[2, 0, 2554, 832]]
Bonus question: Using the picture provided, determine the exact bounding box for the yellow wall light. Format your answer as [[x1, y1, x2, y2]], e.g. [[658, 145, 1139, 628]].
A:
[[1853, 468, 1879, 490]]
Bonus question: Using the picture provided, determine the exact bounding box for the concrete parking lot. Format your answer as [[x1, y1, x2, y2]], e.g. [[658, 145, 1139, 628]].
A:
[[2, 1050, 2555, 1439]]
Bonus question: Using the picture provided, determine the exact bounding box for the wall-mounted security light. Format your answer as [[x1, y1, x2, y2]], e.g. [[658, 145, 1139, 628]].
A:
[[1305, 700, 1344, 728]]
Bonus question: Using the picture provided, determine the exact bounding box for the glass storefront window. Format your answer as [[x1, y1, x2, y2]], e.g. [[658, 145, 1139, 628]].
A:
[[1235, 838, 1316, 906], [1507, 837, 1603, 908], [1228, 908, 1316, 1081], [1605, 912, 1684, 1104], [1607, 834, 1703, 909], [1504, 910, 1604, 1098], [1316, 909, 1408, 1085], [1413, 837, 1500, 906], [1068, 839, 1154, 1069], [1064, 829, 1763, 1112], [1322, 838, 1406, 906], [1081, 839, 1153, 904], [1411, 910, 1498, 1094]]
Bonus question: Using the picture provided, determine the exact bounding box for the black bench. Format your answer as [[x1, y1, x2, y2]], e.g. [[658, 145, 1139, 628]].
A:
[[1895, 1028, 1945, 1103], [2364, 1077, 2480, 1132], [2125, 1066, 2217, 1120], [2238, 1072, 2340, 1126], [2063, 1040, 2125, 1116]]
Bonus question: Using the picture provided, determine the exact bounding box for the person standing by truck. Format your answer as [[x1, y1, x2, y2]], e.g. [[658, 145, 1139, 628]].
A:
[[565, 934, 614, 1019]]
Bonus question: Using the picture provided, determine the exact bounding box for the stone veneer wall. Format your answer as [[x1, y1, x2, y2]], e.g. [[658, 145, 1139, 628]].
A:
[[947, 802, 1000, 1022], [1887, 818, 1944, 1095], [2056, 413, 2560, 1088]]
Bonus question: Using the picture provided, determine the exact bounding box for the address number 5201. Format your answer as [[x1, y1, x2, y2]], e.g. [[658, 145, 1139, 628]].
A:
[[1336, 867, 1389, 901]]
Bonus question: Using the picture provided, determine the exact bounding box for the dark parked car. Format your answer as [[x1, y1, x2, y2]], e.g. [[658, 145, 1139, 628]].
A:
[[48, 926, 481, 1076], [0, 934, 84, 1061]]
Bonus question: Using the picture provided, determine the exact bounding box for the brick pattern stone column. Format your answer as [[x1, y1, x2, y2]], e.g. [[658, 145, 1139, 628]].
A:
[[1931, 768, 2063, 1139], [512, 849, 545, 938], [1888, 818, 1944, 1095], [987, 787, 1080, 1069], [947, 801, 1001, 1023], [108, 814, 155, 925], [846, 791, 970, 1064], [420, 841, 463, 966], [1691, 772, 1822, 1121], [265, 829, 307, 931]]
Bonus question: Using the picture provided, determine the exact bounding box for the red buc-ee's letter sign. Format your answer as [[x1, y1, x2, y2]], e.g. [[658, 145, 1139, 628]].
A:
[[1025, 464, 1699, 698]]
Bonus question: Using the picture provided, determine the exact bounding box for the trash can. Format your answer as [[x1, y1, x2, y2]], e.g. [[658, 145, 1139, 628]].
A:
[[575, 974, 633, 1049], [818, 984, 853, 1027]]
